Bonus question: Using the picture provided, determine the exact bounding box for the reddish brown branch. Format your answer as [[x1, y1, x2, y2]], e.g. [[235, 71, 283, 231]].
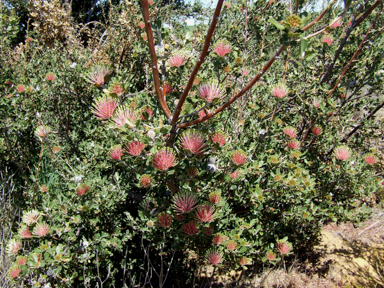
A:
[[301, 0, 337, 31], [178, 45, 287, 129], [140, 0, 172, 119]]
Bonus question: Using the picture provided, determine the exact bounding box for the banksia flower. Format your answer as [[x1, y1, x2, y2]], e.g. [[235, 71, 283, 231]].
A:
[[198, 109, 207, 119], [197, 82, 224, 103], [206, 249, 223, 266], [139, 21, 145, 29], [180, 130, 206, 154], [45, 72, 55, 81], [183, 221, 198, 236], [229, 170, 240, 179], [288, 139, 300, 150], [35, 125, 52, 141], [213, 40, 231, 57], [139, 174, 152, 187], [313, 98, 320, 108], [22, 210, 40, 226], [52, 146, 61, 153], [283, 126, 297, 138], [322, 36, 333, 45], [148, 0, 154, 5], [164, 82, 172, 95], [277, 239, 292, 255], [158, 213, 172, 228], [169, 52, 186, 67], [239, 257, 248, 266], [285, 14, 302, 28], [16, 84, 25, 93], [6, 239, 22, 255], [271, 84, 289, 98], [223, 1, 231, 8], [187, 167, 199, 178], [242, 69, 250, 76], [231, 150, 247, 166], [85, 64, 111, 86], [92, 96, 118, 119], [226, 240, 236, 251], [125, 141, 145, 156], [33, 222, 50, 237], [211, 131, 226, 146], [311, 125, 322, 136], [8, 266, 21, 280], [363, 153, 376, 165], [16, 256, 28, 266], [141, 33, 147, 41], [195, 204, 216, 223], [152, 148, 177, 170], [18, 226, 33, 239], [141, 106, 154, 121], [331, 20, 342, 28], [209, 191, 221, 204], [213, 233, 224, 245], [76, 184, 90, 196], [334, 146, 351, 161], [110, 145, 123, 161], [109, 81, 125, 96], [173, 192, 198, 214], [112, 106, 136, 127], [266, 250, 276, 261]]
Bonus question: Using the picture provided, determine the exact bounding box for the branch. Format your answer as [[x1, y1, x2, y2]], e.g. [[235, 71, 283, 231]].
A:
[[301, 0, 337, 31], [140, 0, 172, 119]]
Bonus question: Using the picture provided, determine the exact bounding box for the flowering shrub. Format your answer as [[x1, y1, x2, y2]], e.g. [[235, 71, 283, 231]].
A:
[[1, 0, 383, 287]]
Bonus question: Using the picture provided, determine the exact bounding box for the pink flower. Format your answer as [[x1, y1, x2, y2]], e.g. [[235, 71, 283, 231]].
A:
[[211, 131, 226, 146], [363, 154, 376, 165], [35, 125, 52, 141], [288, 139, 300, 150], [158, 213, 172, 228], [187, 167, 198, 178], [148, 0, 154, 4], [266, 250, 276, 261], [231, 150, 247, 165], [239, 257, 248, 266], [223, 1, 231, 8], [198, 109, 207, 119], [46, 73, 55, 81], [139, 22, 145, 29], [140, 106, 154, 121], [76, 184, 90, 196], [141, 33, 147, 41], [331, 20, 342, 28], [229, 170, 240, 179], [226, 240, 236, 251], [195, 204, 215, 223], [92, 97, 118, 120], [164, 82, 172, 95], [180, 130, 206, 154], [313, 98, 320, 108], [213, 40, 231, 57], [8, 266, 21, 280], [198, 82, 224, 103], [311, 125, 322, 136], [109, 82, 125, 96], [348, 21, 352, 26], [334, 146, 351, 161], [18, 226, 33, 239], [125, 141, 145, 156], [85, 64, 111, 86], [6, 239, 22, 255], [110, 145, 123, 161], [112, 106, 136, 127], [242, 69, 250, 76], [33, 222, 50, 237], [169, 53, 186, 67], [277, 240, 292, 255], [322, 36, 333, 45], [139, 174, 152, 187], [16, 84, 25, 93], [213, 233, 224, 245], [173, 192, 198, 214], [206, 250, 223, 266], [152, 148, 177, 170], [209, 191, 221, 204], [182, 221, 198, 236], [271, 84, 289, 98], [16, 256, 28, 266], [341, 94, 346, 99], [283, 126, 297, 138]]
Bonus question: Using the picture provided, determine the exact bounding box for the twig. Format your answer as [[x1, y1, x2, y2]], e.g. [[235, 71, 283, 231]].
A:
[[301, 0, 337, 31], [358, 218, 383, 235]]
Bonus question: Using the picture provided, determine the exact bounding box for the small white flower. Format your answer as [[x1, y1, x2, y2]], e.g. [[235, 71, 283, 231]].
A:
[[73, 175, 83, 183], [70, 62, 77, 68], [147, 130, 156, 138]]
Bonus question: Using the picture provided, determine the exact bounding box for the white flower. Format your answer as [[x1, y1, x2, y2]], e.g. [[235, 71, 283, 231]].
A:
[[147, 130, 156, 138], [70, 62, 77, 68], [73, 175, 83, 183]]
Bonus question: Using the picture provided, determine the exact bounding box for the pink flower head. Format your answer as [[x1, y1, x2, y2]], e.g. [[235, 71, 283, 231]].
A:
[[125, 141, 145, 156], [363, 153, 376, 165], [16, 256, 28, 266], [334, 146, 351, 161], [313, 98, 320, 108], [341, 94, 346, 99], [322, 36, 333, 45], [76, 184, 90, 196], [33, 222, 50, 237], [213, 40, 231, 57], [277, 239, 292, 255], [164, 82, 172, 95], [173, 191, 198, 214], [182, 221, 198, 236], [18, 226, 33, 239], [158, 213, 172, 228], [311, 125, 322, 136], [180, 130, 206, 154], [152, 148, 177, 170], [168, 53, 186, 67], [209, 191, 221, 204], [35, 125, 52, 141], [213, 233, 224, 245], [195, 204, 216, 223], [92, 96, 118, 120], [239, 257, 248, 266], [348, 21, 352, 26], [22, 210, 40, 226], [112, 106, 136, 127], [8, 266, 21, 280], [266, 250, 276, 261], [198, 82, 224, 103], [16, 84, 25, 93], [211, 131, 226, 146], [187, 167, 198, 178], [141, 33, 147, 41], [242, 69, 250, 76], [5, 79, 13, 87], [198, 109, 207, 119], [231, 150, 247, 166], [139, 174, 152, 187], [271, 84, 289, 98], [288, 139, 300, 150], [283, 126, 297, 138], [45, 72, 55, 81], [85, 64, 111, 86], [141, 106, 154, 121], [6, 239, 22, 255], [148, 0, 154, 4], [223, 1, 231, 8], [226, 240, 236, 251], [109, 81, 125, 96], [206, 249, 223, 266], [110, 145, 123, 161], [203, 225, 214, 235], [139, 22, 145, 29], [331, 20, 342, 28], [229, 170, 240, 179]]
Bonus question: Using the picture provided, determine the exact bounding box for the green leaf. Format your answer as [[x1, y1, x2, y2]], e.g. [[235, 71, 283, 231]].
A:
[[268, 17, 285, 30], [300, 37, 308, 56]]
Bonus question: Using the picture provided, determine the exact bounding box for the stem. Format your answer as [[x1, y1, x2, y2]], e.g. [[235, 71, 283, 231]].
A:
[[301, 0, 337, 31]]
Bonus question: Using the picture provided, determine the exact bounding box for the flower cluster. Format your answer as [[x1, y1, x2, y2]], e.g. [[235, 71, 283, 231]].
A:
[[197, 82, 224, 103], [173, 192, 198, 214], [125, 141, 145, 156], [152, 148, 177, 170], [213, 40, 231, 57], [92, 97, 118, 120]]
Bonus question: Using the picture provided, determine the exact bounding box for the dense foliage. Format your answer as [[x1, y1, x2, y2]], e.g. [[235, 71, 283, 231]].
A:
[[1, 0, 383, 287]]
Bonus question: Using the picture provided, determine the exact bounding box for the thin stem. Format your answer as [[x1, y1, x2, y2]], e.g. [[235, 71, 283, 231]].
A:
[[301, 0, 337, 31]]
